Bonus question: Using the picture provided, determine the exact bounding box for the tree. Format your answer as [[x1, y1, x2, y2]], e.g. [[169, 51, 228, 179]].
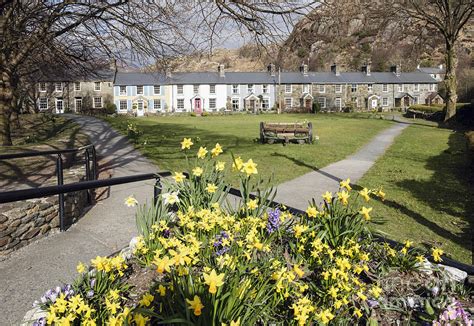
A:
[[400, 0, 473, 121], [0, 1, 315, 146]]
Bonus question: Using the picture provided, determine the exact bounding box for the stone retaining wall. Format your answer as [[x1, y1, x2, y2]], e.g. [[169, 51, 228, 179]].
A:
[[0, 168, 89, 256]]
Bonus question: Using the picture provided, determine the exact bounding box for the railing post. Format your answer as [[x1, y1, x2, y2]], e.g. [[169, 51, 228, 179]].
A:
[[91, 146, 97, 180], [84, 149, 91, 204], [56, 154, 65, 232], [153, 177, 161, 205]]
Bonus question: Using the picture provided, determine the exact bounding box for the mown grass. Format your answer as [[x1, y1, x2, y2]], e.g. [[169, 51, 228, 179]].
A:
[[360, 124, 473, 264], [104, 113, 393, 185]]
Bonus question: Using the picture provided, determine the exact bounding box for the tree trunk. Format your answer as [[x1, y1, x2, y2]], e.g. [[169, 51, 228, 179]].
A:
[[0, 70, 13, 146], [444, 41, 458, 121]]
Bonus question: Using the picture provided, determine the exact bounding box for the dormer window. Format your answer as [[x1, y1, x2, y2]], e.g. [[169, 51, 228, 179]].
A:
[[335, 84, 342, 93], [285, 84, 292, 93], [193, 85, 199, 94], [137, 85, 143, 95], [247, 84, 254, 93], [119, 86, 126, 95], [94, 82, 101, 91], [368, 84, 373, 92], [39, 83, 47, 92], [55, 82, 62, 92], [210, 84, 216, 94]]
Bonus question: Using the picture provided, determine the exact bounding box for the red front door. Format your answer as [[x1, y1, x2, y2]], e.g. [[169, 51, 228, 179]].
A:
[[194, 99, 202, 114]]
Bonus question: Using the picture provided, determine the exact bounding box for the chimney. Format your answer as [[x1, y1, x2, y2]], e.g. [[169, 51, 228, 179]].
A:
[[109, 59, 117, 72], [416, 63, 420, 69], [390, 64, 401, 76], [330, 63, 340, 76], [267, 63, 276, 77], [299, 63, 308, 76], [165, 68, 172, 78], [218, 63, 225, 77], [438, 64, 443, 70], [361, 63, 371, 76]]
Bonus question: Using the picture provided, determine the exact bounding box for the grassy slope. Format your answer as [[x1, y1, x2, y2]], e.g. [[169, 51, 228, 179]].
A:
[[360, 124, 473, 264], [105, 114, 393, 185]]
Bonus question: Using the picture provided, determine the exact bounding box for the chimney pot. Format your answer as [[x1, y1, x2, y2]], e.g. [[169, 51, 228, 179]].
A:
[[218, 64, 225, 77], [300, 63, 308, 76], [267, 63, 276, 77], [390, 64, 401, 76], [331, 63, 340, 76]]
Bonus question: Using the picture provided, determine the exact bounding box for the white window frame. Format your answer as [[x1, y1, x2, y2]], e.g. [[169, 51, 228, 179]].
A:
[[75, 97, 82, 112], [193, 84, 199, 94], [231, 98, 240, 111], [352, 97, 359, 107], [262, 84, 269, 94], [318, 97, 326, 109], [382, 84, 388, 92], [119, 100, 127, 111], [209, 98, 216, 109], [177, 98, 184, 110], [414, 83, 420, 92], [285, 84, 292, 93], [368, 84, 373, 92], [55, 98, 64, 113], [93, 97, 103, 108], [232, 84, 239, 94], [398, 84, 403, 92], [335, 97, 342, 109], [39, 98, 48, 110], [247, 84, 254, 93], [94, 82, 101, 91], [153, 85, 161, 95], [153, 99, 161, 111], [177, 85, 184, 95], [430, 83, 436, 91], [137, 85, 144, 95], [285, 97, 292, 108], [335, 84, 342, 93], [303, 84, 310, 93], [74, 82, 81, 91], [262, 98, 270, 110], [39, 83, 47, 92], [119, 86, 127, 96], [209, 84, 216, 94], [55, 82, 62, 92], [351, 84, 357, 93], [318, 84, 325, 93], [382, 97, 388, 107]]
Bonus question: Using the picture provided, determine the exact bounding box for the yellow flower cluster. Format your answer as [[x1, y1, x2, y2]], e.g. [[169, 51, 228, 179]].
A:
[[91, 255, 128, 277]]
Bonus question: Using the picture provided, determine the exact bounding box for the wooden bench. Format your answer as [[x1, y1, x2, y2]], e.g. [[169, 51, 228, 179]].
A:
[[260, 122, 313, 144]]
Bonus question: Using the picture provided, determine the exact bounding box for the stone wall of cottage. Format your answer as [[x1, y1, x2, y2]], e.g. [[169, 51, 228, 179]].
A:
[[0, 168, 89, 256]]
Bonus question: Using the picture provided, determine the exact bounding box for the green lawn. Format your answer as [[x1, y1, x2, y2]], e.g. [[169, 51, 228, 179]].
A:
[[105, 113, 393, 185], [359, 124, 473, 264]]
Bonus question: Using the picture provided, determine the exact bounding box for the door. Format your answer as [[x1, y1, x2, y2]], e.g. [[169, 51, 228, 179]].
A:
[[249, 99, 255, 111], [194, 98, 202, 114], [56, 98, 64, 114], [137, 100, 144, 116], [75, 98, 82, 113], [403, 96, 410, 107], [371, 99, 377, 108], [305, 99, 312, 111]]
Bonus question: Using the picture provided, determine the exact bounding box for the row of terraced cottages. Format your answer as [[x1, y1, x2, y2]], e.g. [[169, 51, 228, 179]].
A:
[[36, 64, 442, 115]]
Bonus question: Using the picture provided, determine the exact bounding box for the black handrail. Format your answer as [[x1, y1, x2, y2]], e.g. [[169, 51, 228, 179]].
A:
[[0, 144, 95, 160]]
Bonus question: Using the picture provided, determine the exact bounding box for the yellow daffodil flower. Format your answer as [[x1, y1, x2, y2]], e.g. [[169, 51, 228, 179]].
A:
[[108, 289, 120, 301], [211, 143, 223, 157], [181, 138, 193, 150], [432, 247, 444, 262], [242, 158, 258, 176], [246, 199, 258, 210], [306, 206, 318, 218], [404, 240, 413, 248], [203, 269, 225, 294], [76, 262, 86, 274], [377, 188, 386, 201], [173, 172, 186, 183], [192, 167, 203, 177], [340, 178, 352, 191], [206, 183, 218, 193], [293, 264, 304, 278], [359, 188, 370, 202], [416, 255, 425, 263], [197, 146, 208, 159], [186, 295, 204, 316], [318, 309, 335, 324], [337, 190, 349, 206], [232, 156, 244, 171], [133, 313, 150, 326], [158, 285, 166, 296], [139, 292, 154, 307], [215, 161, 226, 171], [124, 195, 138, 207], [322, 191, 332, 203], [369, 285, 382, 298], [153, 255, 172, 274], [359, 206, 372, 221], [353, 308, 363, 318]]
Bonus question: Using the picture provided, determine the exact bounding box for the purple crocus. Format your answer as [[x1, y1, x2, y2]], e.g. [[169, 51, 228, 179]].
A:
[[266, 208, 281, 234], [33, 317, 46, 326]]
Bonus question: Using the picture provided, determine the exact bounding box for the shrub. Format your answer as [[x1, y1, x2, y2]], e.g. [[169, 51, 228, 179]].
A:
[[312, 102, 321, 114], [104, 103, 117, 115]]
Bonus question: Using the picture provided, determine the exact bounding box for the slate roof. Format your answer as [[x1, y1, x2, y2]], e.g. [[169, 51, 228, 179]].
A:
[[417, 67, 445, 74], [114, 70, 437, 86]]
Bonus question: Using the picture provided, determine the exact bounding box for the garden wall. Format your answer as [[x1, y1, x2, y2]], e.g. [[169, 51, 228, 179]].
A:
[[0, 167, 89, 256]]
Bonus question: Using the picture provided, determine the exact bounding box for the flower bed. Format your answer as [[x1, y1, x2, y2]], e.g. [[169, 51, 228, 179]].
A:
[[29, 139, 473, 325]]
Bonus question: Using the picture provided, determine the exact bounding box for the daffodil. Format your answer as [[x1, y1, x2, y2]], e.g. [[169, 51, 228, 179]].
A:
[[173, 172, 186, 183], [322, 191, 332, 203], [232, 156, 244, 171], [211, 143, 223, 157], [246, 199, 258, 210], [416, 255, 425, 263], [124, 195, 138, 207], [197, 146, 208, 159], [431, 247, 444, 262], [76, 262, 86, 274], [158, 285, 166, 296], [293, 264, 304, 278], [353, 308, 363, 318], [359, 188, 370, 202], [186, 295, 204, 316], [317, 309, 335, 324], [337, 190, 349, 206], [181, 138, 193, 150], [215, 161, 226, 171], [203, 269, 225, 294], [404, 240, 413, 248], [359, 206, 372, 221], [340, 178, 352, 191], [162, 191, 179, 205], [133, 313, 150, 326], [369, 285, 382, 298], [306, 206, 318, 218], [139, 292, 154, 307], [242, 159, 258, 176], [377, 188, 386, 201], [192, 166, 203, 177], [206, 183, 218, 193], [153, 255, 172, 274]]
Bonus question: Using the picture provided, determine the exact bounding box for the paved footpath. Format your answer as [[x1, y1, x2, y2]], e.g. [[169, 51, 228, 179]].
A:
[[0, 115, 158, 325], [274, 122, 409, 210]]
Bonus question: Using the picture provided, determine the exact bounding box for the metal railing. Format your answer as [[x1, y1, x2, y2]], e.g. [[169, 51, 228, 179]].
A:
[[0, 145, 97, 231]]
